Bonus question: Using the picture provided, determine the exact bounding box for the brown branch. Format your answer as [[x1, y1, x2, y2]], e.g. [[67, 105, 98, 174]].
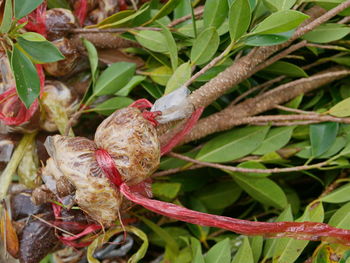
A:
[[274, 105, 318, 115], [152, 164, 204, 177], [168, 152, 330, 174], [182, 68, 350, 143], [188, 2, 350, 109], [168, 6, 204, 27]]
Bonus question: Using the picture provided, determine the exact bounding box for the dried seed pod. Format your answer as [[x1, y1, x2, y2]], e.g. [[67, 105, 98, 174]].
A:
[[43, 38, 79, 77], [40, 80, 78, 132], [95, 107, 160, 185], [45, 8, 78, 41], [44, 136, 122, 225]]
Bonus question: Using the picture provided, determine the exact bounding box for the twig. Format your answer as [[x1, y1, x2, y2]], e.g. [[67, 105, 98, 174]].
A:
[[168, 6, 204, 27], [306, 43, 347, 50], [168, 152, 330, 174], [274, 105, 318, 115], [184, 42, 234, 87], [68, 27, 162, 33], [182, 68, 350, 143], [338, 16, 350, 24], [152, 164, 204, 177], [64, 104, 88, 136]]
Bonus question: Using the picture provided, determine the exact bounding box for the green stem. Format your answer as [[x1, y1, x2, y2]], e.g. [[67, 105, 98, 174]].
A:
[[0, 133, 37, 201]]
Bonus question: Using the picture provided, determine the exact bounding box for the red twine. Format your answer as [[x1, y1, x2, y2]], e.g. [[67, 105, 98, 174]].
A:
[[18, 2, 47, 37], [74, 0, 88, 26]]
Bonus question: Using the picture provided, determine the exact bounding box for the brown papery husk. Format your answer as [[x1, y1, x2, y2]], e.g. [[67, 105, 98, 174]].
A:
[[44, 135, 122, 225], [120, 184, 350, 246], [94, 107, 160, 185]]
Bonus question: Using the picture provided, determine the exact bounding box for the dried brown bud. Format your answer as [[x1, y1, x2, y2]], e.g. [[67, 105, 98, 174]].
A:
[[45, 8, 78, 41], [43, 38, 79, 77]]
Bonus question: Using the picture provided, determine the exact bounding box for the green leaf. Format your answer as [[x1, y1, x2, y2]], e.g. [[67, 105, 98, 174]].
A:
[[273, 203, 324, 263], [191, 27, 220, 65], [231, 237, 254, 263], [93, 62, 136, 96], [231, 172, 288, 209], [141, 82, 163, 98], [152, 182, 181, 200], [147, 0, 182, 24], [174, 0, 191, 19], [191, 237, 205, 263], [149, 66, 172, 86], [138, 215, 179, 254], [158, 24, 178, 70], [310, 122, 339, 157], [264, 0, 296, 11], [329, 202, 350, 229], [203, 0, 229, 29], [263, 206, 293, 260], [228, 0, 251, 41], [322, 184, 350, 203], [253, 126, 296, 155], [83, 39, 98, 84], [329, 97, 350, 117], [136, 30, 168, 53], [303, 23, 350, 43], [250, 236, 263, 263], [115, 75, 146, 96], [89, 97, 134, 115], [194, 181, 242, 210], [17, 37, 64, 63], [20, 32, 46, 41], [11, 45, 40, 108], [196, 126, 270, 162], [47, 0, 71, 9], [165, 62, 191, 94], [251, 10, 309, 35], [263, 61, 307, 77], [1, 0, 13, 33], [245, 32, 292, 46], [14, 0, 43, 19], [205, 238, 231, 263]]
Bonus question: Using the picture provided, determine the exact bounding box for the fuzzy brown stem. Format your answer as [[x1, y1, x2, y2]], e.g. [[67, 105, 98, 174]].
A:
[[183, 68, 350, 143], [187, 2, 350, 109]]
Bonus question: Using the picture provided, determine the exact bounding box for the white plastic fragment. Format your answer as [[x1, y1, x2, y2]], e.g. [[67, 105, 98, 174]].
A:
[[151, 86, 193, 124]]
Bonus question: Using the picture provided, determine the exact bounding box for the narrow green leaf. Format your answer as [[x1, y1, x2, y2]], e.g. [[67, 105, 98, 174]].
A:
[[89, 97, 134, 115], [47, 0, 71, 9], [250, 236, 263, 263], [253, 126, 296, 155], [329, 97, 350, 117], [303, 23, 350, 43], [141, 82, 163, 98], [93, 62, 136, 96], [264, 0, 296, 11], [191, 237, 205, 263], [273, 203, 324, 263], [147, 0, 182, 24], [231, 173, 288, 209], [11, 45, 40, 108], [245, 33, 292, 46], [83, 39, 98, 84], [160, 24, 178, 70], [115, 75, 146, 96], [0, 0, 13, 33], [263, 61, 307, 77], [322, 184, 350, 203], [165, 62, 191, 94], [190, 27, 220, 65], [251, 10, 309, 35], [136, 30, 168, 53], [329, 202, 350, 229], [228, 0, 251, 41], [203, 0, 229, 29], [20, 32, 46, 41], [205, 238, 231, 263], [197, 126, 270, 162], [194, 181, 242, 210], [310, 122, 339, 157], [138, 216, 179, 254], [14, 0, 43, 19], [152, 182, 182, 200], [149, 66, 172, 86], [17, 37, 64, 63], [231, 237, 254, 263]]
